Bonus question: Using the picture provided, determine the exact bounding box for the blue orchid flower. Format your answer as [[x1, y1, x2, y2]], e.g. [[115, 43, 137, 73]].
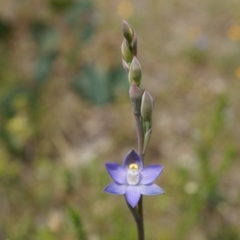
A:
[[104, 149, 164, 207]]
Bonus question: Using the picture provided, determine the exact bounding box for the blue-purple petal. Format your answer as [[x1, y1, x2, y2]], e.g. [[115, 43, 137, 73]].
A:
[[140, 165, 164, 184], [123, 149, 143, 169], [140, 184, 165, 195], [103, 182, 127, 195], [105, 163, 127, 184], [125, 186, 141, 207]]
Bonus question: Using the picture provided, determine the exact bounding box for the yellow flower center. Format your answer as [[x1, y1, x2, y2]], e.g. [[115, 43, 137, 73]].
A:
[[127, 163, 140, 185], [129, 163, 139, 170]]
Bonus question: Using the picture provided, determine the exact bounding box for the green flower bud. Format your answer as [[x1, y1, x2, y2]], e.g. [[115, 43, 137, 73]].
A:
[[128, 57, 142, 86], [121, 39, 133, 63], [122, 20, 134, 43], [141, 90, 154, 121]]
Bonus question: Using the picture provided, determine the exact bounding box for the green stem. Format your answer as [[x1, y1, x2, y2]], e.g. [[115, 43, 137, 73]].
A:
[[125, 197, 144, 240], [138, 196, 144, 240], [133, 113, 144, 240]]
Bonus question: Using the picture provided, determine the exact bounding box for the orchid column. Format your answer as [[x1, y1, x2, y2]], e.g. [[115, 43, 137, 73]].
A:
[[103, 21, 165, 240]]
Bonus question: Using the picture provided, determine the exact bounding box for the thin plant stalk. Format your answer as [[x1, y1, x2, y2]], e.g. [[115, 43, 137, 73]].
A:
[[133, 111, 144, 240], [125, 197, 144, 240]]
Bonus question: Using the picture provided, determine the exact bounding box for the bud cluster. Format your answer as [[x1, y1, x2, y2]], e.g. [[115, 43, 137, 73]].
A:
[[121, 20, 141, 87], [121, 20, 154, 155]]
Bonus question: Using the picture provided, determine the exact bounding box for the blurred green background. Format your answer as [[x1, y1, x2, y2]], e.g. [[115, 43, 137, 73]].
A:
[[0, 0, 240, 239]]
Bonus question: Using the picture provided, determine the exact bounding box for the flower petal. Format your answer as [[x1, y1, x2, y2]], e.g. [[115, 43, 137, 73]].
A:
[[123, 149, 143, 169], [140, 165, 164, 184], [140, 184, 165, 195], [105, 163, 127, 184], [103, 182, 126, 195], [125, 185, 141, 207]]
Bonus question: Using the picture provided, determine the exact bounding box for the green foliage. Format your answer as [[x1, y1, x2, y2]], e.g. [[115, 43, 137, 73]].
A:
[[50, 0, 74, 11], [176, 94, 238, 239], [72, 64, 127, 106], [0, 20, 12, 40], [67, 206, 87, 240]]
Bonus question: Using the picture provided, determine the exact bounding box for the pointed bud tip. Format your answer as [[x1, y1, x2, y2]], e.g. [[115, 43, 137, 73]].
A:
[[122, 20, 133, 43], [122, 20, 131, 31], [122, 20, 128, 26]]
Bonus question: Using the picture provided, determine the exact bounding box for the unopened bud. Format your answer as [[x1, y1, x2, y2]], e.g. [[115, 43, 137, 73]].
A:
[[128, 57, 142, 86], [129, 82, 143, 115], [131, 34, 137, 56], [141, 90, 154, 121], [121, 39, 133, 63], [122, 20, 134, 43]]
